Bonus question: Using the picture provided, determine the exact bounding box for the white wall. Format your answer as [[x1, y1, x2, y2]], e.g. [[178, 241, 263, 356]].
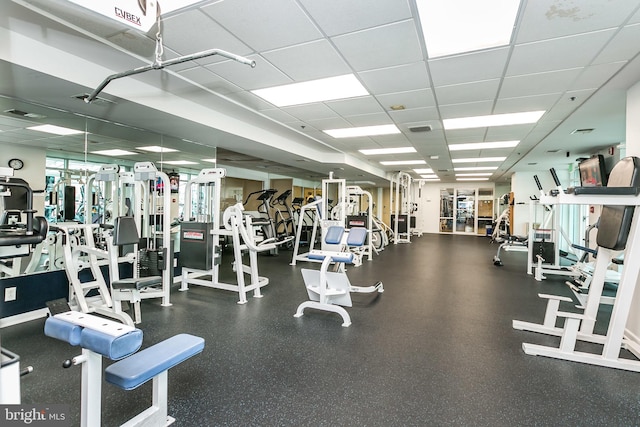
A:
[[0, 143, 47, 217]]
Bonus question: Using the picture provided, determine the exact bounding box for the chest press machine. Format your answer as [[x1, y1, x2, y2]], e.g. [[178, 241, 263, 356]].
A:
[[45, 310, 203, 427], [294, 226, 384, 327], [513, 156, 640, 371]]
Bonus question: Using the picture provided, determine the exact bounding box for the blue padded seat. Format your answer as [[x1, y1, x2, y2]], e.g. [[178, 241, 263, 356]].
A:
[[324, 226, 344, 244], [346, 227, 367, 247], [105, 334, 205, 390]]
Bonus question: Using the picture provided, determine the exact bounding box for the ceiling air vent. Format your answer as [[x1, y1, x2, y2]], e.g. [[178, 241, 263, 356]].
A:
[[4, 109, 47, 119], [409, 125, 432, 133], [571, 128, 594, 134]]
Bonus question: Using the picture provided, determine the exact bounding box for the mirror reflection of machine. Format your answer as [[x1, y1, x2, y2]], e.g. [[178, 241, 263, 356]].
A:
[[0, 166, 46, 403]]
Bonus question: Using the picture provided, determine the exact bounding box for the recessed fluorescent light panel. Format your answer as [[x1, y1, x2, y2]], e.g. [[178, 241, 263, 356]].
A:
[[91, 149, 137, 156], [452, 157, 506, 163], [457, 178, 490, 181], [137, 146, 178, 153], [325, 124, 401, 138], [420, 174, 439, 179], [454, 166, 499, 171], [416, 0, 521, 58], [448, 140, 519, 151], [413, 168, 434, 174], [158, 160, 198, 165], [455, 173, 493, 177], [202, 158, 217, 163], [443, 111, 545, 130], [27, 124, 83, 135], [252, 74, 368, 107], [359, 147, 416, 155], [380, 160, 427, 166]]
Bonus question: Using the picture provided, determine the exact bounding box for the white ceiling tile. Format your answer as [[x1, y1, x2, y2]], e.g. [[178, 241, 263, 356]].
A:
[[259, 109, 299, 123], [332, 20, 423, 71], [201, 0, 322, 51], [495, 93, 561, 114], [282, 103, 339, 121], [344, 112, 393, 127], [428, 48, 509, 87], [516, 0, 639, 44], [508, 29, 616, 76], [207, 55, 290, 91], [435, 79, 500, 105], [326, 96, 384, 116], [161, 10, 252, 58], [376, 89, 435, 110], [570, 62, 626, 91], [178, 67, 242, 95], [438, 100, 494, 118], [305, 116, 352, 130], [389, 107, 439, 124], [262, 40, 351, 81], [594, 23, 640, 65], [501, 68, 583, 98], [300, 0, 412, 36], [359, 62, 429, 95]]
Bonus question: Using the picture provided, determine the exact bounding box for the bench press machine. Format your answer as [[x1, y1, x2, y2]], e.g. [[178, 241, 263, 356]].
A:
[[45, 310, 204, 426], [294, 226, 383, 327]]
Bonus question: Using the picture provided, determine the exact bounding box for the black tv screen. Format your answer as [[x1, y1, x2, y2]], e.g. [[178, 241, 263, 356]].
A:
[[579, 155, 607, 187]]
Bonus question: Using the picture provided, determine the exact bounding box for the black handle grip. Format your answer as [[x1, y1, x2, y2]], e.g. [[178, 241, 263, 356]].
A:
[[550, 168, 561, 187], [62, 359, 73, 369], [533, 175, 542, 191]]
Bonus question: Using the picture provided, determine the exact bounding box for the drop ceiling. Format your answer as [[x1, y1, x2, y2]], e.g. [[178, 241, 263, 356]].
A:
[[1, 0, 639, 184]]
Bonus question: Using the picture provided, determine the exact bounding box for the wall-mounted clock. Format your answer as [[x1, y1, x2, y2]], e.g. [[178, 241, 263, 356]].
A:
[[8, 158, 24, 170]]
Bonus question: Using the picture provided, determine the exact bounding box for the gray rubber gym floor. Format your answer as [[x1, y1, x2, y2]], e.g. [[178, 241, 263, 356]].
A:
[[3, 234, 640, 426]]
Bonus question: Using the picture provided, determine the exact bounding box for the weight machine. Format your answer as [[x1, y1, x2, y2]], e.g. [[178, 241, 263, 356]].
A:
[[390, 171, 413, 243], [513, 156, 640, 372], [180, 170, 287, 303], [0, 167, 44, 402]]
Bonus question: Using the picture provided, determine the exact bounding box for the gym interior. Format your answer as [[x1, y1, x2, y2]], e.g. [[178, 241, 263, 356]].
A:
[[2, 1, 640, 426]]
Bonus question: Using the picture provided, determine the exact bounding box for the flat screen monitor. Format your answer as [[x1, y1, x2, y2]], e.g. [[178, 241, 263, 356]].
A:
[[579, 155, 607, 187]]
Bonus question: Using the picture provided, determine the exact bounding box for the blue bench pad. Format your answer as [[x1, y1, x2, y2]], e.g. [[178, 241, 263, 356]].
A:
[[105, 334, 205, 390], [44, 316, 143, 360], [308, 252, 353, 263]]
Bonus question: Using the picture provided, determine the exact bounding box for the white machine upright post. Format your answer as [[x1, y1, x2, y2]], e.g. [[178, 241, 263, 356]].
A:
[[390, 171, 412, 243], [290, 197, 323, 266], [321, 174, 347, 245]]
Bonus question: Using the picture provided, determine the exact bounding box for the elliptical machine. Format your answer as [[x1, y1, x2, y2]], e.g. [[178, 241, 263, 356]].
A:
[[243, 189, 278, 254]]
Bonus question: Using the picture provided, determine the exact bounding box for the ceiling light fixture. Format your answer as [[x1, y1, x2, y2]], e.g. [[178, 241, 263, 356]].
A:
[[457, 177, 490, 181], [325, 124, 401, 138], [452, 157, 506, 163], [443, 111, 545, 130], [91, 149, 137, 156], [455, 173, 493, 177], [359, 147, 416, 155], [448, 140, 520, 151], [380, 160, 427, 166], [420, 174, 439, 179], [202, 158, 217, 163], [137, 146, 178, 153], [454, 166, 499, 171], [252, 74, 368, 107], [413, 168, 434, 174], [416, 0, 521, 58], [27, 124, 83, 135]]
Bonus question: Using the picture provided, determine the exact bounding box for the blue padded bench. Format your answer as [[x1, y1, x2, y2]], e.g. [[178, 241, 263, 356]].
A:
[[106, 334, 204, 390], [44, 311, 204, 427]]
